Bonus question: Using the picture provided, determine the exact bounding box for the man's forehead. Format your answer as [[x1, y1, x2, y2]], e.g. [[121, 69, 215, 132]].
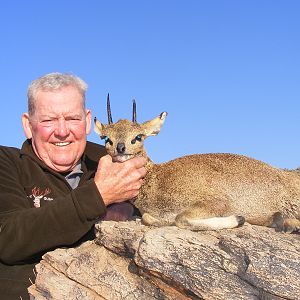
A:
[[35, 100, 85, 111], [38, 111, 84, 117], [35, 86, 83, 97], [33, 87, 86, 116], [35, 87, 84, 104], [35, 105, 85, 116]]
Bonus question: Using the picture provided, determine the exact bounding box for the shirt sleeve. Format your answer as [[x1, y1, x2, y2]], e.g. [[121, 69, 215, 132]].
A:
[[0, 148, 106, 264]]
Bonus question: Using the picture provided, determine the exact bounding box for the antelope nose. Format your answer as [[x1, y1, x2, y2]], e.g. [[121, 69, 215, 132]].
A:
[[117, 142, 126, 154]]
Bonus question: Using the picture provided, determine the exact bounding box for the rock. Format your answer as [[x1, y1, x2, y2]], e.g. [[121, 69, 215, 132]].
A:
[[29, 221, 300, 300]]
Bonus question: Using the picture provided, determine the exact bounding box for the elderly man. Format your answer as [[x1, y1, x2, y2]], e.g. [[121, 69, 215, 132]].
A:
[[0, 73, 146, 299]]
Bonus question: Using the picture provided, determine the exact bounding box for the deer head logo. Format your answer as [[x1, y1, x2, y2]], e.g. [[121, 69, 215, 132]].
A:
[[31, 187, 51, 208]]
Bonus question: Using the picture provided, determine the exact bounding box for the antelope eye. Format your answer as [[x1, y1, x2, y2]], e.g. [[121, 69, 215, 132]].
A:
[[135, 134, 143, 141], [101, 136, 113, 145], [131, 134, 143, 144]]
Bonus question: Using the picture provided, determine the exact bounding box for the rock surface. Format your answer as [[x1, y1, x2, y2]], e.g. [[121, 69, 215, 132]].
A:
[[29, 221, 300, 300]]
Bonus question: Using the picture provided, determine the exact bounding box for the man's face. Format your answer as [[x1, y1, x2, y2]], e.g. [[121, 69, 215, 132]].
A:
[[22, 86, 91, 172]]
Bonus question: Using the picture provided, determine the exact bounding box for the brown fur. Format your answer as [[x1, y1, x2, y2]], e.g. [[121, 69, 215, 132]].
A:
[[94, 111, 300, 232]]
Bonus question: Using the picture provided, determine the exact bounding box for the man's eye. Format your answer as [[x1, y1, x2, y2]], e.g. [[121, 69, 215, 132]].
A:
[[66, 117, 81, 121]]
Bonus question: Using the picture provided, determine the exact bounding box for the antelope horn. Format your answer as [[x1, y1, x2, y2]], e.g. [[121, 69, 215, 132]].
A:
[[107, 93, 113, 124], [132, 99, 137, 123]]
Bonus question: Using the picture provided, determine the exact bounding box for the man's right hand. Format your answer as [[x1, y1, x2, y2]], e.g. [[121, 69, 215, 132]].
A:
[[94, 155, 147, 206]]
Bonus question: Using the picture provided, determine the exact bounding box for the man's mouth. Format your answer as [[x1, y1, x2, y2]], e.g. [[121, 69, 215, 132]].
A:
[[53, 142, 71, 147]]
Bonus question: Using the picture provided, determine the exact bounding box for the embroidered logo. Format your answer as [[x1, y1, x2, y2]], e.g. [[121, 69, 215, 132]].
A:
[[31, 187, 52, 208]]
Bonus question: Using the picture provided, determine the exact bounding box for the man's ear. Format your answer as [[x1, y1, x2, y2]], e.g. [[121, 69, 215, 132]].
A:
[[22, 113, 33, 139], [85, 109, 92, 135], [142, 112, 168, 137]]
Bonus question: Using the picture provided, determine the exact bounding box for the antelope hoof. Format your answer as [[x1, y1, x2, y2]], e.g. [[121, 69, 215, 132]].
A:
[[271, 212, 300, 233], [282, 219, 300, 233], [236, 215, 245, 227], [142, 213, 161, 226]]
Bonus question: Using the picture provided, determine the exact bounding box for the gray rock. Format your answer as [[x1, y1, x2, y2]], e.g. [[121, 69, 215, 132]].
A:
[[29, 221, 300, 300]]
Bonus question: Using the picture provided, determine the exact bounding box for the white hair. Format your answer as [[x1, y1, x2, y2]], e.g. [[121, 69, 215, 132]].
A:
[[27, 72, 88, 116]]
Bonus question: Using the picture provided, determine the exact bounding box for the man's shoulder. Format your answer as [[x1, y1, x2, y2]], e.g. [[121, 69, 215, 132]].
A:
[[0, 145, 21, 158], [0, 146, 22, 171]]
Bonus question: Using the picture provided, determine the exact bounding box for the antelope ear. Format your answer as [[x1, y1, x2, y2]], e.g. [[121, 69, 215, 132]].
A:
[[94, 117, 105, 136], [142, 112, 167, 137]]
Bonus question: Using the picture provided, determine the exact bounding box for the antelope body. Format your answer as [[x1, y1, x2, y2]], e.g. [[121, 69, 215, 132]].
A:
[[94, 96, 300, 232]]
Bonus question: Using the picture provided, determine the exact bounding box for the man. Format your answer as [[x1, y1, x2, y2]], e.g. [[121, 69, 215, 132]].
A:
[[0, 73, 146, 299]]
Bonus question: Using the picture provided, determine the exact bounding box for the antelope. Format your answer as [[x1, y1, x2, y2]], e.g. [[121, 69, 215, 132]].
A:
[[94, 95, 300, 232]]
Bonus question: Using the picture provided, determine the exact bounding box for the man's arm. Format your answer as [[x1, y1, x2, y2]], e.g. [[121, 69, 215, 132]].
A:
[[0, 150, 146, 264], [0, 154, 105, 264]]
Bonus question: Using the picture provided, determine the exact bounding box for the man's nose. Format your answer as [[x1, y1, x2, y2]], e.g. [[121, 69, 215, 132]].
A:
[[55, 119, 70, 137]]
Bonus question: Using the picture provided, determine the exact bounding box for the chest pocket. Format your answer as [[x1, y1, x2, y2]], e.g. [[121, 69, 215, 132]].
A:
[[24, 185, 54, 208]]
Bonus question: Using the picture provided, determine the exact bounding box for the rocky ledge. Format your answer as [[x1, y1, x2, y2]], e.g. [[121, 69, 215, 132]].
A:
[[28, 221, 300, 300]]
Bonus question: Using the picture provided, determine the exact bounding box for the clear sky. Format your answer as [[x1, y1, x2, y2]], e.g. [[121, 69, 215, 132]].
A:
[[1, 1, 299, 169]]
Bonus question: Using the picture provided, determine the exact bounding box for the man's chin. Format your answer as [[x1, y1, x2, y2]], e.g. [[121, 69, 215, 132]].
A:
[[53, 164, 75, 173], [32, 141, 84, 172], [46, 158, 78, 173]]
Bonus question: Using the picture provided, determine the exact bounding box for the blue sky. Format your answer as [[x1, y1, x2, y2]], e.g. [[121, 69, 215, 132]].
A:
[[1, 1, 299, 169]]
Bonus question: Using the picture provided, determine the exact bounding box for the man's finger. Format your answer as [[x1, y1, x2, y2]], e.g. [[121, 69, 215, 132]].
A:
[[129, 156, 147, 168], [99, 154, 113, 163]]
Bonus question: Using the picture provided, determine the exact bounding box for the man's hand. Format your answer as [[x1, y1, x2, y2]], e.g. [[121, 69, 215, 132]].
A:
[[100, 202, 135, 221], [94, 155, 147, 206]]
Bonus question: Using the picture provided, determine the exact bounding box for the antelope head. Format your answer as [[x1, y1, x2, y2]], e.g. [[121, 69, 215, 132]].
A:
[[94, 94, 167, 162]]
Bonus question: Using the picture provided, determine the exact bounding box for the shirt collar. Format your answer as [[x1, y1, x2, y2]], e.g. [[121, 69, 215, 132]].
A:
[[64, 161, 83, 179]]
